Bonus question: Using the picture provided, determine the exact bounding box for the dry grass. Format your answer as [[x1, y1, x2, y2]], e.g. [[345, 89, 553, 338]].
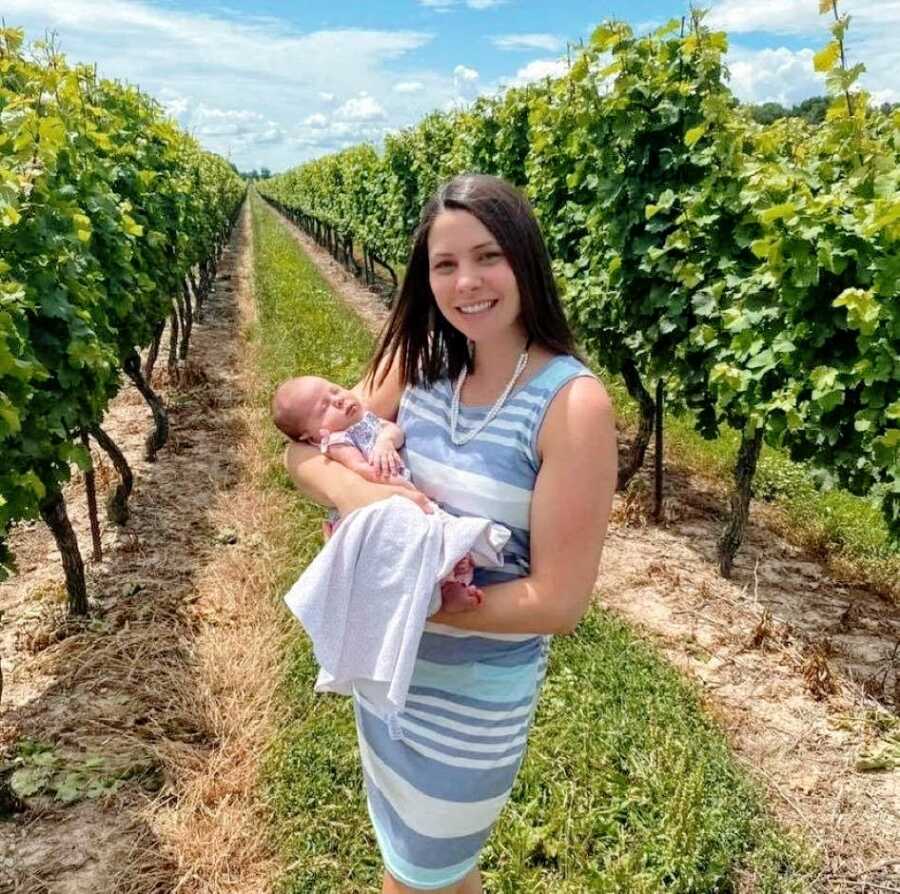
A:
[[129, 207, 292, 894], [137, 490, 290, 893]]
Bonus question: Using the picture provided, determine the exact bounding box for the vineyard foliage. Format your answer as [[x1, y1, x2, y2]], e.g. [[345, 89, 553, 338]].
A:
[[0, 28, 245, 578], [260, 10, 900, 542]]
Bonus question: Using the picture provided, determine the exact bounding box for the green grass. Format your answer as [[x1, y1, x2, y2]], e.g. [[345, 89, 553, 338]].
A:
[[249, 191, 816, 892]]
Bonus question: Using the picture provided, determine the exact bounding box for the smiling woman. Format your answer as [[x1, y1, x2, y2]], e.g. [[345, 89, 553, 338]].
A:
[[283, 173, 618, 893]]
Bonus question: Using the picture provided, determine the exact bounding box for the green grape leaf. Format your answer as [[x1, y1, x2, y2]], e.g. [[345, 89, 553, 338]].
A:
[[813, 41, 840, 73]]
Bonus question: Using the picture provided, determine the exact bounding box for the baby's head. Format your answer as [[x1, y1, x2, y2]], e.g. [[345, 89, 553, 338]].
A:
[[271, 375, 364, 443]]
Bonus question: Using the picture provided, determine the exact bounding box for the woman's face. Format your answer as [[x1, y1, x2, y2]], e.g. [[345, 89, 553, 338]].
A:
[[427, 209, 524, 344]]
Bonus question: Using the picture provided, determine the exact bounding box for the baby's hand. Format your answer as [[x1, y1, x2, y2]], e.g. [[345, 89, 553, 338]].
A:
[[370, 442, 403, 480]]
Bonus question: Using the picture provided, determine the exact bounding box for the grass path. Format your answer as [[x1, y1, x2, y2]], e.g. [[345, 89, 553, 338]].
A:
[[250, 192, 814, 893]]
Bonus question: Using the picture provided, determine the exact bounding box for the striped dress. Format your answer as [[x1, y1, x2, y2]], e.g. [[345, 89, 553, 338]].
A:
[[351, 353, 596, 890]]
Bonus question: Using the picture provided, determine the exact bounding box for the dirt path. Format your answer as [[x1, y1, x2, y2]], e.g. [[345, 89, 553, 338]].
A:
[[262, 200, 900, 892], [0, 202, 284, 893]]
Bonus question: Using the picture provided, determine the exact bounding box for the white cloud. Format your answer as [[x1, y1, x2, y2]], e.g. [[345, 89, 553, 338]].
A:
[[870, 87, 900, 105], [706, 0, 823, 34], [492, 34, 564, 52], [708, 0, 900, 106], [6, 0, 434, 170], [394, 81, 425, 93], [454, 64, 480, 82], [706, 0, 900, 36], [303, 113, 328, 127], [159, 90, 190, 119], [251, 126, 286, 145], [452, 64, 481, 103], [634, 20, 664, 35], [502, 58, 569, 88], [336, 94, 387, 121], [725, 47, 822, 106], [418, 0, 506, 9], [181, 103, 286, 151], [195, 107, 264, 124], [707, 0, 900, 36], [726, 44, 900, 105]]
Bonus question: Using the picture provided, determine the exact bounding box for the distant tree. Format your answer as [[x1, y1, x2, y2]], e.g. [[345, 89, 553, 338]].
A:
[[239, 168, 275, 181], [745, 94, 895, 125], [794, 96, 829, 124], [747, 101, 790, 124]]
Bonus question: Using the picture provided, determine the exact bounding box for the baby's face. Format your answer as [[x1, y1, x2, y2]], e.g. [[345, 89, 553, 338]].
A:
[[292, 377, 364, 441]]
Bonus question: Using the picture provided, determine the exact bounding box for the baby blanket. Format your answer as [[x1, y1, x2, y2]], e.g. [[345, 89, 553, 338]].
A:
[[283, 496, 510, 738]]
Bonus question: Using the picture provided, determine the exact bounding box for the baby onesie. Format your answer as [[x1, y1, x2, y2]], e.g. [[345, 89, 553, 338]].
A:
[[321, 410, 411, 530]]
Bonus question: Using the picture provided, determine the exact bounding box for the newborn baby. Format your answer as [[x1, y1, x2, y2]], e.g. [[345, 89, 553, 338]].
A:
[[272, 375, 484, 613]]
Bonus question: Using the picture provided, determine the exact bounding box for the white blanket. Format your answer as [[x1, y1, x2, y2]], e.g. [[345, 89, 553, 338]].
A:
[[283, 496, 510, 738]]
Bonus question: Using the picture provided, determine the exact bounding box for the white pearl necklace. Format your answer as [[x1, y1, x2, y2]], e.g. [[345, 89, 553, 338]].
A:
[[449, 346, 529, 446]]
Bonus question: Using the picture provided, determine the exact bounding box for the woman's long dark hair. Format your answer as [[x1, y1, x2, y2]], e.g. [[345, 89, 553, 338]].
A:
[[365, 173, 578, 391]]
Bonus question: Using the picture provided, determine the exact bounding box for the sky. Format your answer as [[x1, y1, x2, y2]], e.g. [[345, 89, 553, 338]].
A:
[[7, 1, 900, 173]]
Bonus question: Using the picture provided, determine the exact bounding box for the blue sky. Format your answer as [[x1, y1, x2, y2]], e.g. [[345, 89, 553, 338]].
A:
[[7, 1, 898, 172]]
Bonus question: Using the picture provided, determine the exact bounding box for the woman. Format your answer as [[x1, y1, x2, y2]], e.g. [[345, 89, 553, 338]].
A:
[[284, 174, 617, 893]]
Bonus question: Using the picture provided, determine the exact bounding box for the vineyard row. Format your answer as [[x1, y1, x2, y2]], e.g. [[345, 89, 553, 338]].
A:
[[0, 28, 246, 610]]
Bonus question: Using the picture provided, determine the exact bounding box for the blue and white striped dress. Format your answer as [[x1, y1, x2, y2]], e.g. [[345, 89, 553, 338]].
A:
[[351, 353, 596, 890]]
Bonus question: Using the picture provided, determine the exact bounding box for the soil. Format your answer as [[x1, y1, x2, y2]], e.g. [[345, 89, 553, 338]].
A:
[[1, 198, 897, 893]]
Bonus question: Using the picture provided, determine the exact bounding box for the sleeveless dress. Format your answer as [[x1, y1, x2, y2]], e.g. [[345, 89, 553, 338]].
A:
[[351, 354, 596, 890]]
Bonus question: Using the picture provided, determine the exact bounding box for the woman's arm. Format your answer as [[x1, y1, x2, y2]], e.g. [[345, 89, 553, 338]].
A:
[[284, 440, 431, 515], [428, 375, 617, 635]]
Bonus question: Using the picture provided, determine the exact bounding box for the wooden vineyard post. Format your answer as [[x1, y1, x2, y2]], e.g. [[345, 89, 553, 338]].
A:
[[81, 431, 103, 562], [654, 378, 664, 522]]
